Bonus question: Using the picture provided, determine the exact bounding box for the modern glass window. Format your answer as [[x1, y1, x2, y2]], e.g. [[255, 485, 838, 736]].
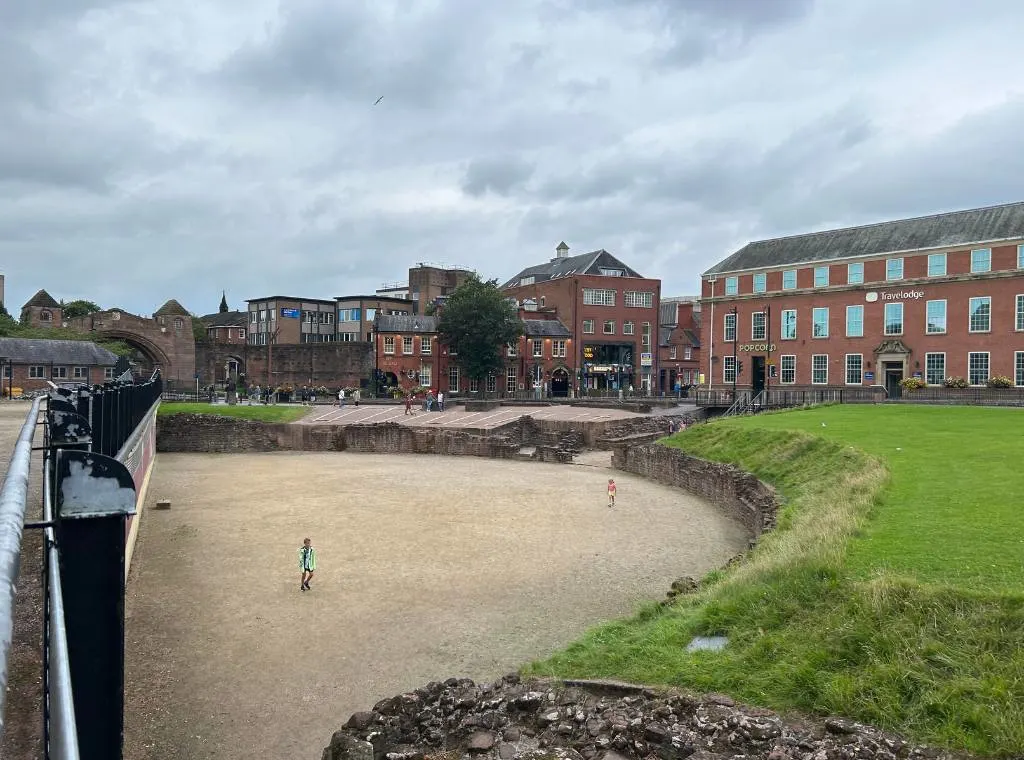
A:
[[886, 258, 904, 281], [926, 300, 947, 334], [583, 319, 595, 334], [723, 313, 736, 342], [812, 307, 829, 338], [603, 320, 616, 334], [624, 291, 654, 308], [970, 248, 992, 273], [1016, 294, 1024, 331], [751, 312, 766, 341], [383, 336, 395, 354], [781, 309, 796, 340], [968, 297, 991, 332], [753, 273, 767, 293], [884, 303, 904, 335], [1016, 351, 1024, 387], [532, 339, 543, 358], [968, 352, 989, 386], [846, 305, 864, 337], [623, 321, 635, 335], [506, 367, 517, 393], [927, 253, 947, 277], [421, 336, 432, 354], [812, 355, 828, 385], [925, 353, 945, 385], [448, 366, 459, 392], [847, 262, 864, 284], [725, 276, 738, 296], [723, 356, 736, 384], [782, 270, 797, 290], [402, 336, 413, 354], [582, 288, 616, 306], [814, 266, 830, 287], [845, 354, 863, 385], [780, 355, 796, 384]]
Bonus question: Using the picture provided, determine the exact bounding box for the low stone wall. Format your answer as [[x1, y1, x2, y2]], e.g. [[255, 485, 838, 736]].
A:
[[612, 443, 778, 538]]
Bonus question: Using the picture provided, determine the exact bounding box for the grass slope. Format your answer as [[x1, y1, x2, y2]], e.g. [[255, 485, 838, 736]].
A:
[[527, 406, 1024, 755], [157, 402, 309, 423]]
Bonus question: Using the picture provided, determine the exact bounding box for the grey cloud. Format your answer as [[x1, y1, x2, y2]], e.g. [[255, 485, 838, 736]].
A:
[[462, 156, 535, 197]]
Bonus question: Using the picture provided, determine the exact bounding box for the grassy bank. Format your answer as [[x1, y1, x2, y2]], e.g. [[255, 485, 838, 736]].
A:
[[527, 406, 1024, 755], [157, 402, 309, 423]]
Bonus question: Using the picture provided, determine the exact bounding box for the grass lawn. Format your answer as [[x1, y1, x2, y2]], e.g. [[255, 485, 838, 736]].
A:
[[157, 402, 310, 423], [526, 405, 1024, 755]]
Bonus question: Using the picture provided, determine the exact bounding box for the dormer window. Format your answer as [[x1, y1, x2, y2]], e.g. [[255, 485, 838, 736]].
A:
[[519, 276, 535, 286], [599, 268, 624, 276]]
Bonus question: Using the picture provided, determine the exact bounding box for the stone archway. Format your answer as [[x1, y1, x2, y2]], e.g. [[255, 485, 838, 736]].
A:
[[94, 330, 173, 376]]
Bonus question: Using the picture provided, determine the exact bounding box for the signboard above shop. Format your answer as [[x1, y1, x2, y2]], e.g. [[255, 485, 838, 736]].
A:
[[737, 343, 777, 352], [281, 308, 301, 318]]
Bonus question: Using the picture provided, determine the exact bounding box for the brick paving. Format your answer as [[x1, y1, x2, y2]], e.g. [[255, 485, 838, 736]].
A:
[[300, 403, 663, 429]]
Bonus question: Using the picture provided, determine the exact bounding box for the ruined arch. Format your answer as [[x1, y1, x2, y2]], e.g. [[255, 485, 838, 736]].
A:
[[92, 330, 173, 377]]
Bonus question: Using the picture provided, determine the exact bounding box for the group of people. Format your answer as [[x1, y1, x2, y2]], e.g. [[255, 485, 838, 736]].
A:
[[403, 389, 444, 415]]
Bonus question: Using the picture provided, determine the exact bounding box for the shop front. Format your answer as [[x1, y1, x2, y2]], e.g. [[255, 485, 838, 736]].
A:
[[582, 343, 635, 391]]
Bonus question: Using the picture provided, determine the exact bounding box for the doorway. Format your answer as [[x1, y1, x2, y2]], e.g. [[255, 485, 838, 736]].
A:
[[550, 369, 569, 398], [884, 361, 904, 398], [752, 355, 766, 394]]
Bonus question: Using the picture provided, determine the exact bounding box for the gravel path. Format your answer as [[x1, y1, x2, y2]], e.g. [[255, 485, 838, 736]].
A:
[[124, 452, 748, 760]]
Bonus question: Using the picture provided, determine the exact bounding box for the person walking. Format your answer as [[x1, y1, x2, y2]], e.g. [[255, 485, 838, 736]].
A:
[[353, 388, 361, 407], [607, 478, 617, 508], [405, 391, 413, 415], [339, 388, 346, 408], [437, 390, 444, 412], [298, 537, 317, 591]]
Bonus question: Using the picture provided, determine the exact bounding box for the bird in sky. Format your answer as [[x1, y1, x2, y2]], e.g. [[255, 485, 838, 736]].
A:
[[374, 96, 384, 105]]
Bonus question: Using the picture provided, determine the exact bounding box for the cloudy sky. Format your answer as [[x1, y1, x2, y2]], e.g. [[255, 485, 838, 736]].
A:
[[3, 0, 1024, 317]]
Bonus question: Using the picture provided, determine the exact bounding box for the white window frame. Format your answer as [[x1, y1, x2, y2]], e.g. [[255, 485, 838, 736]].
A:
[[1018, 244, 1024, 269], [813, 266, 830, 288], [925, 352, 945, 386], [751, 311, 766, 341], [884, 302, 903, 336], [239, 329, 246, 339], [383, 336, 395, 354], [552, 340, 566, 358], [782, 270, 797, 290], [723, 312, 736, 342], [753, 273, 767, 293], [1016, 294, 1024, 332], [624, 291, 654, 308], [52, 366, 68, 379], [532, 339, 543, 358], [970, 248, 991, 274], [402, 336, 413, 354], [926, 300, 947, 335], [603, 320, 615, 334], [507, 342, 518, 357], [669, 347, 677, 359], [780, 355, 796, 385], [641, 322, 651, 347], [846, 305, 864, 337], [505, 366, 517, 394], [470, 377, 479, 393], [73, 366, 88, 379], [845, 354, 863, 385], [723, 356, 736, 384], [582, 319, 595, 334], [781, 309, 797, 340], [927, 253, 947, 277], [487, 375, 497, 393], [420, 365, 431, 388], [811, 355, 828, 385], [847, 262, 864, 285], [968, 352, 990, 386], [812, 307, 829, 338], [1016, 351, 1024, 388], [885, 258, 904, 281], [623, 321, 635, 335], [421, 336, 432, 355], [104, 367, 116, 380], [684, 346, 692, 360], [582, 288, 616, 306], [448, 366, 459, 393], [725, 276, 738, 296], [968, 296, 991, 333]]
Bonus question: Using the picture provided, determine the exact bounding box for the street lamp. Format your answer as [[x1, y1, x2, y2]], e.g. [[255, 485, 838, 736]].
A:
[[730, 306, 738, 401]]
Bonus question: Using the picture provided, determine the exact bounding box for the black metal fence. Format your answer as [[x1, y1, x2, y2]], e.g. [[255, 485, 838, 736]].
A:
[[696, 387, 885, 409], [0, 372, 162, 760]]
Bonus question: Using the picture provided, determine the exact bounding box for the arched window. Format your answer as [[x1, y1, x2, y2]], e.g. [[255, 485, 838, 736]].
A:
[[40, 310, 52, 322], [173, 317, 184, 330]]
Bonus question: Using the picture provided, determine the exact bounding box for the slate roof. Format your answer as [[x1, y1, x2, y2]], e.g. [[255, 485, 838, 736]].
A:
[[375, 315, 438, 333], [200, 310, 247, 327], [23, 289, 60, 309], [503, 249, 645, 289], [705, 201, 1024, 275], [154, 299, 190, 317], [658, 327, 673, 347], [523, 319, 571, 338], [0, 337, 117, 365]]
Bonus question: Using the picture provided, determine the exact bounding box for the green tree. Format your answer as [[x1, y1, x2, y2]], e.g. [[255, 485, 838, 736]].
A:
[[437, 275, 523, 387], [60, 299, 101, 319]]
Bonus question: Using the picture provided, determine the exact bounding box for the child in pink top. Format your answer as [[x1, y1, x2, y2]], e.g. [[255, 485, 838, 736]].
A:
[[607, 478, 617, 508]]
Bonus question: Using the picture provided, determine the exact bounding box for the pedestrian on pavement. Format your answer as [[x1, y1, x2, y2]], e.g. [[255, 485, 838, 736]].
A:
[[298, 537, 317, 591], [437, 390, 444, 412], [405, 391, 412, 415], [353, 388, 361, 407], [607, 478, 617, 508], [339, 388, 346, 408]]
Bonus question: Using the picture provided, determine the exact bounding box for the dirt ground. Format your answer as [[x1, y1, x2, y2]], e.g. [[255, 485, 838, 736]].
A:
[[123, 451, 747, 760]]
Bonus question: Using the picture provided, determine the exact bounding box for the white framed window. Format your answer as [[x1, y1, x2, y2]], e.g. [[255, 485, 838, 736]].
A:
[[925, 353, 945, 386], [811, 355, 828, 385], [402, 336, 413, 354], [532, 339, 543, 358], [552, 340, 566, 358], [926, 300, 947, 334], [725, 276, 738, 296], [684, 346, 692, 360], [487, 374, 497, 393], [507, 342, 518, 357], [812, 307, 829, 338], [599, 268, 623, 277], [1, 365, 9, 378], [623, 321, 635, 335], [968, 352, 989, 386], [1018, 244, 1024, 269], [421, 336, 432, 355], [603, 320, 615, 334], [886, 258, 904, 281], [814, 266, 830, 288], [52, 366, 67, 379], [782, 270, 797, 290], [928, 253, 947, 277], [583, 319, 595, 334], [847, 262, 864, 284], [624, 291, 654, 308], [448, 366, 459, 392], [531, 365, 544, 384], [104, 367, 116, 380], [753, 273, 767, 293], [39, 310, 53, 322], [1016, 294, 1024, 331], [970, 248, 991, 273], [884, 303, 903, 335], [968, 296, 991, 332], [780, 355, 796, 384], [669, 347, 677, 359], [73, 367, 88, 379], [781, 309, 797, 340], [239, 329, 246, 339], [845, 354, 863, 385], [519, 276, 535, 286], [173, 317, 184, 330], [469, 377, 479, 393], [383, 336, 395, 354], [582, 288, 616, 306], [723, 312, 736, 342], [846, 305, 864, 337], [505, 366, 517, 394], [1016, 351, 1024, 387], [30, 366, 46, 379], [723, 356, 736, 384], [420, 365, 431, 388], [642, 322, 651, 347], [751, 311, 766, 341]]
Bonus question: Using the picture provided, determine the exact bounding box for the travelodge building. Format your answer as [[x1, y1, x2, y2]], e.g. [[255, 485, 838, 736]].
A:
[[699, 202, 1024, 397]]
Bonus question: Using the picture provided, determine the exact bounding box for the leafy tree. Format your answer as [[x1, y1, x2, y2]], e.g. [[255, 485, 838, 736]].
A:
[[191, 314, 207, 342], [61, 299, 101, 319], [437, 275, 523, 386]]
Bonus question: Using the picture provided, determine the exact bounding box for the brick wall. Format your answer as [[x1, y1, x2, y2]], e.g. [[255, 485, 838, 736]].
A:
[[243, 342, 373, 390], [611, 443, 778, 538]]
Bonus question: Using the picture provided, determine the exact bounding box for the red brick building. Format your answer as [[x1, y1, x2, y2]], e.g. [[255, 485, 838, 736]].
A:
[[374, 314, 445, 393], [502, 243, 661, 395], [0, 336, 117, 395], [20, 289, 63, 329], [658, 297, 702, 394], [700, 202, 1024, 397]]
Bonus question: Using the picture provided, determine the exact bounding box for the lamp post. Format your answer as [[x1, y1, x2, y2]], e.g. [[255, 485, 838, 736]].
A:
[[764, 304, 772, 396], [730, 306, 738, 401]]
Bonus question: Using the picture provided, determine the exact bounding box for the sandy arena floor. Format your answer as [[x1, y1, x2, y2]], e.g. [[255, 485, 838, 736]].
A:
[[300, 402, 648, 428], [123, 452, 748, 760]]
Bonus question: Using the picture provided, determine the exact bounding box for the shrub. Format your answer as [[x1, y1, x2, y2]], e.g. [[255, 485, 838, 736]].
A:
[[898, 377, 925, 391], [987, 375, 1014, 389], [943, 376, 969, 389]]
